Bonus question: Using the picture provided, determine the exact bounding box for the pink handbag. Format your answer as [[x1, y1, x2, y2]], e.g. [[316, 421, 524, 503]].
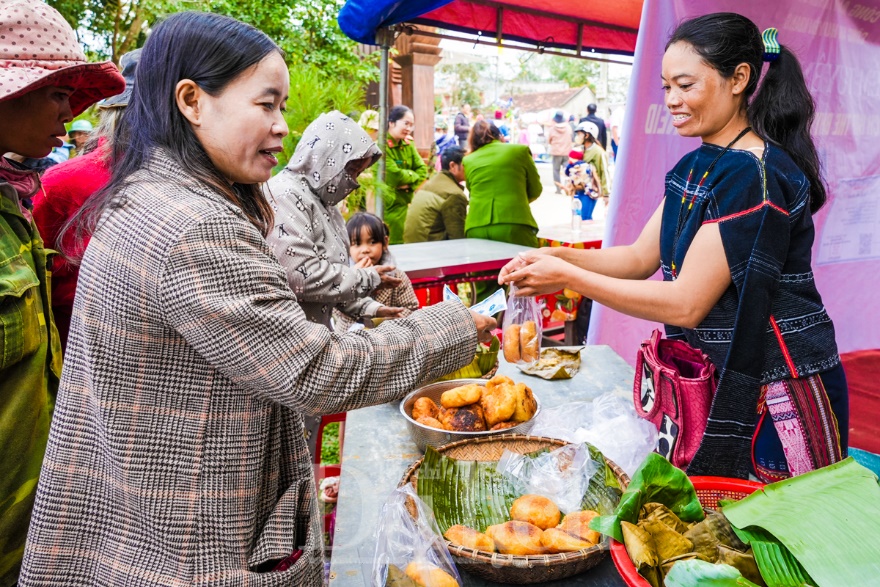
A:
[[633, 329, 717, 470]]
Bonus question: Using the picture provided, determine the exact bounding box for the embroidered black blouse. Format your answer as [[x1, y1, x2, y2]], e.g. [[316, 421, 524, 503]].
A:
[[659, 141, 840, 478]]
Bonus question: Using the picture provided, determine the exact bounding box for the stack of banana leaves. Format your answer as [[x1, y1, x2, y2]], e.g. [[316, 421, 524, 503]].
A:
[[590, 453, 880, 587], [416, 443, 622, 535]]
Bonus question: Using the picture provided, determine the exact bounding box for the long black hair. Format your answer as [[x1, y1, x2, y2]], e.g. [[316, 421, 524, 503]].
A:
[[667, 13, 826, 212], [61, 11, 282, 259]]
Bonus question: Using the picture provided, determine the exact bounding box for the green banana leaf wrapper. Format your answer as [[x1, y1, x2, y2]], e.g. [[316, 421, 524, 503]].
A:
[[665, 560, 761, 587], [416, 443, 622, 535], [436, 335, 500, 382], [723, 457, 880, 587], [591, 453, 705, 543], [516, 347, 584, 380]]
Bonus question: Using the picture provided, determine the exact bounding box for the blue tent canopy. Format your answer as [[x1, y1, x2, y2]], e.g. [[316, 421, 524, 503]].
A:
[[338, 0, 453, 46]]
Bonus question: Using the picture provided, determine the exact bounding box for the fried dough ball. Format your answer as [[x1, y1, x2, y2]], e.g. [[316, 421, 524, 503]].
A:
[[520, 320, 539, 362], [490, 421, 519, 431], [510, 494, 561, 530], [541, 527, 596, 553], [444, 525, 495, 552], [412, 397, 440, 421], [439, 404, 487, 432], [440, 383, 483, 408], [416, 416, 445, 430], [480, 382, 517, 426], [485, 521, 546, 555], [510, 383, 538, 422], [503, 325, 521, 363], [404, 561, 458, 587], [558, 510, 601, 545], [486, 374, 515, 390]]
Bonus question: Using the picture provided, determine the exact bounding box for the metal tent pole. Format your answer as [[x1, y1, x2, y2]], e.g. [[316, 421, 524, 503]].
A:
[[375, 28, 393, 220]]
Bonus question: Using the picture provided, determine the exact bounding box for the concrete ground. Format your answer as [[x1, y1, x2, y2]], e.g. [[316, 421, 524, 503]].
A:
[[529, 158, 609, 232]]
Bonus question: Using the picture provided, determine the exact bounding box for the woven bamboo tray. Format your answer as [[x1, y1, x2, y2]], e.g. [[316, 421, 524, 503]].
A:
[[399, 434, 631, 584]]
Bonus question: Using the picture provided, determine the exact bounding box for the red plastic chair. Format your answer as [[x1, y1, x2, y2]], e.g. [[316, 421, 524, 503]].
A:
[[315, 412, 346, 548]]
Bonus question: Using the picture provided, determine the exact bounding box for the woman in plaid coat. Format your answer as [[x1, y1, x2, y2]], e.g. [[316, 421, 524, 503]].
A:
[[20, 12, 494, 587]]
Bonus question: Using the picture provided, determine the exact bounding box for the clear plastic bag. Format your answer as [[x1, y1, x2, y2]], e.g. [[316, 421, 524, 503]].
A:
[[529, 394, 658, 477], [495, 443, 599, 514], [372, 483, 462, 587], [501, 283, 542, 365]]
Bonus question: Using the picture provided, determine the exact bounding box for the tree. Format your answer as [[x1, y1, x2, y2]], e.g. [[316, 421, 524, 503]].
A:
[[47, 0, 378, 83], [438, 62, 486, 108], [548, 56, 600, 92]]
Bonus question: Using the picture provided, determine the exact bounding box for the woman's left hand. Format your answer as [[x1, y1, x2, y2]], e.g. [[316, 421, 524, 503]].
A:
[[502, 252, 577, 296]]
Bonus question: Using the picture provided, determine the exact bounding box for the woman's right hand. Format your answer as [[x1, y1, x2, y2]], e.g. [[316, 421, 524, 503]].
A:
[[469, 311, 497, 343], [497, 248, 559, 285], [374, 265, 403, 290]]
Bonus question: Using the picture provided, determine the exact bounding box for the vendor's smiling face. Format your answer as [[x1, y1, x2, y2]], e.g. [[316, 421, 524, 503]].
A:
[[661, 41, 749, 145]]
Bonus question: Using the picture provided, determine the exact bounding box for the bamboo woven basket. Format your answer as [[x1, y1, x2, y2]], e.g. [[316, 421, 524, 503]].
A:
[[398, 434, 631, 584], [611, 476, 765, 587]]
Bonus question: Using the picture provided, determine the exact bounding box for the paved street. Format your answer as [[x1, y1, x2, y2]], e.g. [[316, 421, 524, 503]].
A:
[[530, 158, 609, 233]]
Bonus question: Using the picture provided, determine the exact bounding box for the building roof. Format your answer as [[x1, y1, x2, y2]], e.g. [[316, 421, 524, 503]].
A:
[[503, 86, 591, 113]]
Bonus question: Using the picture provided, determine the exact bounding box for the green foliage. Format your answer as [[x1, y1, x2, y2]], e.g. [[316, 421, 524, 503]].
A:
[[274, 62, 365, 170], [48, 0, 380, 84], [548, 55, 600, 91], [439, 62, 486, 108], [320, 422, 340, 465]]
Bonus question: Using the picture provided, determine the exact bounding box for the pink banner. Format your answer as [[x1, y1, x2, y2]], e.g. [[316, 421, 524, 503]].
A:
[[590, 0, 880, 362]]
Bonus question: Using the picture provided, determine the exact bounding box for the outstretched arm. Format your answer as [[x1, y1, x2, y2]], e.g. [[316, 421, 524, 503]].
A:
[[500, 200, 665, 284], [502, 213, 732, 329]]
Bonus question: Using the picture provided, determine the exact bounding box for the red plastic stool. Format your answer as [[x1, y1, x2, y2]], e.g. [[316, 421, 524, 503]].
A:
[[315, 413, 346, 548]]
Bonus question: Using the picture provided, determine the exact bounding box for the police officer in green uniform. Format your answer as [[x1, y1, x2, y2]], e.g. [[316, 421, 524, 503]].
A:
[[383, 105, 428, 244]]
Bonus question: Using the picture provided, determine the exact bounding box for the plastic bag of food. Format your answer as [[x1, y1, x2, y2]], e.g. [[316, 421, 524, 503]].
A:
[[373, 484, 462, 587], [529, 394, 658, 477], [496, 443, 599, 514], [501, 283, 542, 365]]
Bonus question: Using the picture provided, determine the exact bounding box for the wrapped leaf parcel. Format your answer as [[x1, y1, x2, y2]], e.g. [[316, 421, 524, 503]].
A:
[[517, 347, 583, 380], [590, 453, 704, 543]]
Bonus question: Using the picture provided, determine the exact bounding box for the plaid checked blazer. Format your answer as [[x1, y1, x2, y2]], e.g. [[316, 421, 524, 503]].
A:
[[20, 151, 477, 586]]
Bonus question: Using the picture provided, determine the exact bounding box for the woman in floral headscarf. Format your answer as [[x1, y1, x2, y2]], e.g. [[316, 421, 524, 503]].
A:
[[0, 1, 123, 582]]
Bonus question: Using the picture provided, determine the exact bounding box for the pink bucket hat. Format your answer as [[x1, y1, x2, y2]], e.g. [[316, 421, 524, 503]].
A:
[[0, 0, 124, 115]]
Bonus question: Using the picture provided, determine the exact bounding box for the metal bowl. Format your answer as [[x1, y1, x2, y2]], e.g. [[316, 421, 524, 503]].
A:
[[399, 378, 541, 452]]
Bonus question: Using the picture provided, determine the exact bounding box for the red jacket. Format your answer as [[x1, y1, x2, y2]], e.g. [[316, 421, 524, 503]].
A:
[[32, 146, 111, 349]]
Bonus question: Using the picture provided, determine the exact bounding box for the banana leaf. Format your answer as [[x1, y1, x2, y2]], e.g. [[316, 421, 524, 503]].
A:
[[723, 458, 880, 587], [385, 564, 419, 587], [642, 502, 691, 534], [416, 443, 621, 534], [436, 336, 500, 382], [716, 545, 766, 587], [516, 347, 583, 380], [664, 559, 760, 587], [683, 509, 748, 563], [591, 453, 704, 543], [725, 524, 813, 587], [621, 521, 662, 587]]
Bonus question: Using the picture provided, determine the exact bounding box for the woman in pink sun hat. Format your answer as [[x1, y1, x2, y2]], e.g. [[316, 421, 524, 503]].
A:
[[0, 1, 123, 584]]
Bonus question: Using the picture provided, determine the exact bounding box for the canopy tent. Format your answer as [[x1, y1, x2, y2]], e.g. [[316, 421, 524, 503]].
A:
[[337, 0, 642, 217], [338, 0, 641, 57]]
